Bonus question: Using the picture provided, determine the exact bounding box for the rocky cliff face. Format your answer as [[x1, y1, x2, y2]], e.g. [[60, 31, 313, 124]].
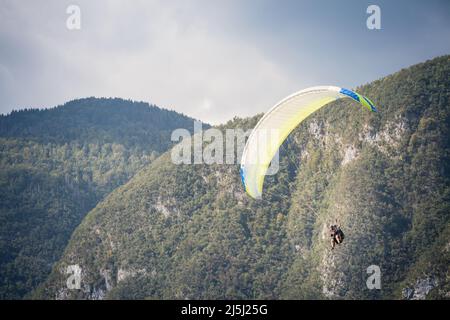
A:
[[35, 56, 450, 299]]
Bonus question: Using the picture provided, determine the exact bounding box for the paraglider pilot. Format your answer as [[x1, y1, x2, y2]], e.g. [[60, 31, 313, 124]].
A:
[[330, 220, 344, 250]]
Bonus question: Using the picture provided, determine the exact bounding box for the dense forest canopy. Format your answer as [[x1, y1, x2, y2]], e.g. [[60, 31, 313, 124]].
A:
[[0, 97, 199, 152], [0, 98, 200, 298]]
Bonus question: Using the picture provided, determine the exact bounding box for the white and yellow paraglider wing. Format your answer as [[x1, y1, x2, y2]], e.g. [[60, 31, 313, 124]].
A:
[[240, 86, 377, 200]]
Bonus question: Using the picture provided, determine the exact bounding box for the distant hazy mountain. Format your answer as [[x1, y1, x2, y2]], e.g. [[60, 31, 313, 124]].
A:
[[35, 56, 450, 299], [0, 98, 200, 299]]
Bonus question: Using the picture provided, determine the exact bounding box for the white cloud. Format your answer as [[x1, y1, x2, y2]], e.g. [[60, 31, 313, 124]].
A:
[[0, 0, 295, 124], [1, 0, 449, 124]]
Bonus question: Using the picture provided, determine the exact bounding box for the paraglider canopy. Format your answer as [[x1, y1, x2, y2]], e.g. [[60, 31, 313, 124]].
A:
[[240, 86, 377, 199]]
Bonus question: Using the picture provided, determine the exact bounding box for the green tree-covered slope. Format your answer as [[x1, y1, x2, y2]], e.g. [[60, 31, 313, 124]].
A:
[[37, 56, 450, 299], [0, 98, 199, 299]]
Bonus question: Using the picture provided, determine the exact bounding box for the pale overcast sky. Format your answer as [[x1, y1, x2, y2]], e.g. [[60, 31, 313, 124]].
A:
[[1, 0, 449, 124]]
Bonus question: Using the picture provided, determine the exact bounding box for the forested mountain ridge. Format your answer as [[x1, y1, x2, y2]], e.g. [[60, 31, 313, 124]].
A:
[[35, 55, 450, 299], [0, 98, 200, 299], [0, 97, 196, 152]]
